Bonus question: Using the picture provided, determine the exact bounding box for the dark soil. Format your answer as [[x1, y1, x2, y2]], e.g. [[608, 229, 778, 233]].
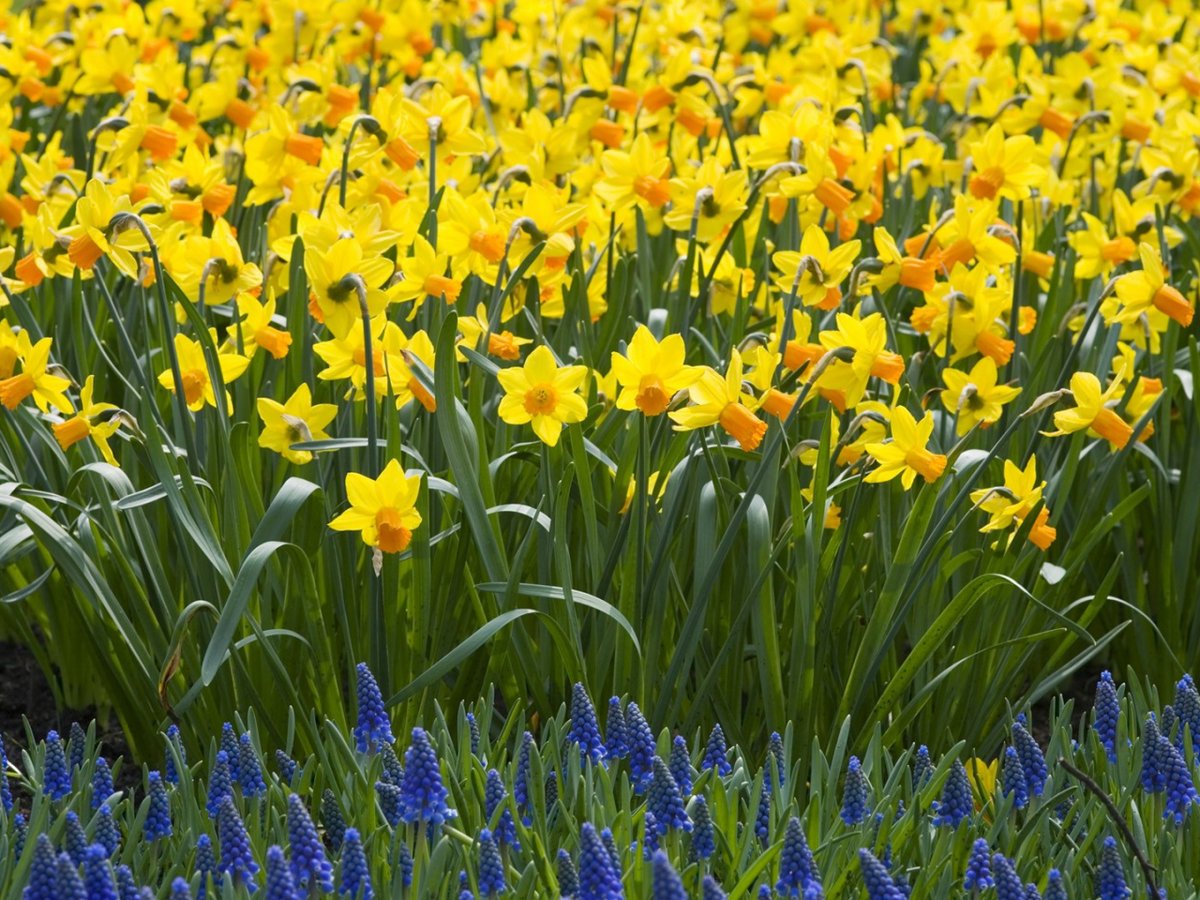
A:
[[0, 640, 138, 803]]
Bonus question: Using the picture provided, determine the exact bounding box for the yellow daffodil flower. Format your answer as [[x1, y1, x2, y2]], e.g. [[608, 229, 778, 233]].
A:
[[610, 326, 700, 416], [864, 406, 947, 488], [328, 458, 423, 554], [497, 345, 589, 447], [256, 384, 337, 465]]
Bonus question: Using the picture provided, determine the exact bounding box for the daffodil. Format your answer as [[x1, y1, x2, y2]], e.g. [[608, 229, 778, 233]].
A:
[[816, 312, 906, 411], [65, 179, 147, 278], [158, 333, 250, 412], [496, 345, 589, 447], [610, 327, 700, 416], [231, 293, 293, 360], [328, 458, 423, 554], [664, 158, 749, 242], [0, 334, 71, 412], [392, 236, 465, 316], [594, 133, 672, 212], [1111, 243, 1194, 328], [937, 196, 1016, 274], [969, 456, 1057, 550], [393, 330, 438, 413], [940, 357, 1022, 435], [965, 124, 1043, 201], [864, 406, 947, 488], [314, 316, 406, 401], [1068, 213, 1137, 281], [305, 238, 394, 339], [457, 305, 530, 361], [669, 350, 767, 451], [1046, 371, 1134, 449], [772, 225, 862, 310], [173, 218, 263, 304], [257, 384, 337, 465], [52, 376, 122, 466]]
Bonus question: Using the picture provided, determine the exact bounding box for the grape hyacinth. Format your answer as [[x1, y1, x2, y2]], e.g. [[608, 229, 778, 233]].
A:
[[605, 698, 628, 760], [1043, 870, 1067, 900], [1174, 675, 1200, 755], [396, 841, 414, 889], [94, 803, 121, 856], [556, 849, 580, 898], [379, 742, 405, 785], [912, 745, 932, 790], [375, 780, 403, 827], [42, 730, 71, 800], [513, 731, 535, 820], [287, 793, 334, 892], [1012, 718, 1048, 797], [68, 722, 87, 771], [274, 749, 298, 785], [165, 724, 186, 785], [354, 663, 394, 753], [545, 771, 560, 816], [91, 757, 115, 810], [217, 796, 259, 891], [56, 851, 87, 900], [195, 834, 220, 898], [115, 865, 139, 900], [841, 756, 870, 825], [702, 876, 727, 900], [466, 712, 481, 758], [777, 816, 821, 897], [648, 756, 691, 832], [399, 727, 456, 826], [265, 846, 300, 900], [650, 850, 687, 900], [690, 794, 715, 860], [933, 760, 973, 827], [701, 724, 731, 776], [321, 788, 347, 852], [220, 723, 242, 786], [64, 810, 87, 864], [1000, 746, 1029, 809], [768, 732, 786, 791], [600, 828, 622, 875], [568, 683, 606, 765], [82, 844, 116, 899], [669, 735, 692, 796], [1140, 713, 1166, 793], [205, 752, 233, 819], [340, 827, 373, 900], [485, 768, 520, 852], [859, 849, 904, 900], [170, 877, 192, 900], [625, 701, 656, 792], [992, 855, 1024, 900], [239, 734, 267, 798], [477, 829, 506, 896], [755, 781, 771, 844], [25, 834, 58, 900], [577, 822, 623, 900], [144, 771, 172, 841], [1095, 837, 1130, 900], [1157, 734, 1198, 823], [1094, 672, 1120, 763], [12, 813, 27, 861], [639, 812, 660, 860], [963, 839, 993, 891], [0, 734, 11, 813]]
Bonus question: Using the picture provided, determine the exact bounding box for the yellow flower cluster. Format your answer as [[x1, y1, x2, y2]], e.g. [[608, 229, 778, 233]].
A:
[[1, 0, 1197, 557]]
